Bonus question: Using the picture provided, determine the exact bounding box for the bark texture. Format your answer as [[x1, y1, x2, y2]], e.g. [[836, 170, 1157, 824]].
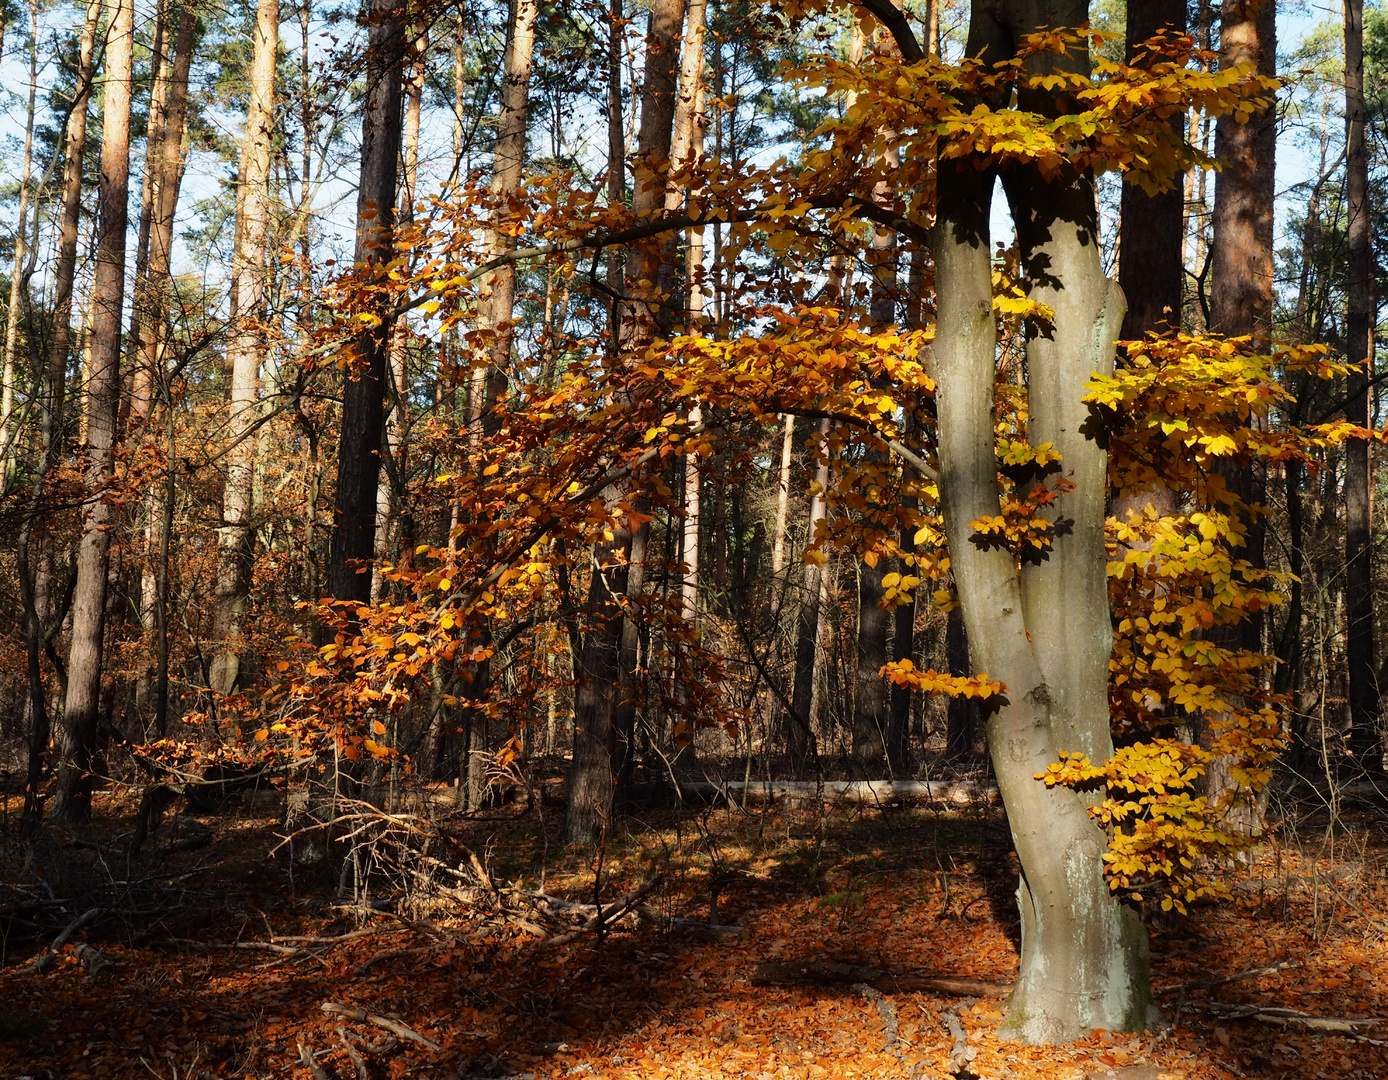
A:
[[52, 0, 135, 822], [327, 0, 404, 603], [1342, 0, 1382, 767], [924, 1, 1153, 1041], [211, 0, 278, 690], [1118, 0, 1186, 338]]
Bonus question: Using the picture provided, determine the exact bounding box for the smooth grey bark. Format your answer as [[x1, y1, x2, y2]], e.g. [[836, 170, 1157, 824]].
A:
[[922, 0, 1152, 1042], [52, 0, 135, 822], [327, 0, 403, 603]]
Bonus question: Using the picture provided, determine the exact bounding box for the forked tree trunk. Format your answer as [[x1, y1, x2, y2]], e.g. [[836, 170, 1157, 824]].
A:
[[926, 1, 1153, 1041], [1342, 0, 1382, 769], [135, 3, 196, 715], [327, 0, 403, 603], [211, 0, 278, 692], [52, 0, 136, 822]]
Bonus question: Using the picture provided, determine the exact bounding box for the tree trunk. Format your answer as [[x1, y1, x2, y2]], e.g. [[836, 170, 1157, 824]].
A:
[[327, 0, 403, 604], [211, 0, 278, 690], [1342, 0, 1382, 770], [135, 2, 197, 715], [1206, 0, 1277, 810], [564, 0, 687, 843], [1118, 0, 1185, 338], [787, 418, 830, 771], [0, 0, 39, 486], [52, 0, 135, 822], [372, 30, 427, 604], [19, 0, 99, 819], [926, 2, 1152, 1041]]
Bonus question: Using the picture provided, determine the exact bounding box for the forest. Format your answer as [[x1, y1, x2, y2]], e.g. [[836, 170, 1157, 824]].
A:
[[0, 0, 1386, 1076]]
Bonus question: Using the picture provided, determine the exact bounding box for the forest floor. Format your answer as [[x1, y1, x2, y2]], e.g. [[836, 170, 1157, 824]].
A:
[[1, 771, 1386, 1080]]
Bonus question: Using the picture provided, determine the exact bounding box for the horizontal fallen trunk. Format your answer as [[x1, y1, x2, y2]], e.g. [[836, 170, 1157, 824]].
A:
[[1188, 1000, 1382, 1035], [750, 960, 1012, 998], [679, 780, 998, 807]]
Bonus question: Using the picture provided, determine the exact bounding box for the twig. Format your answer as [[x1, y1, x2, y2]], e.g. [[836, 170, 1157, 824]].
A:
[[1186, 1000, 1383, 1034], [16, 906, 102, 975], [320, 1001, 441, 1050], [355, 946, 434, 975], [1163, 958, 1300, 994], [271, 927, 391, 945], [942, 1003, 977, 1076], [296, 1040, 332, 1080], [854, 982, 902, 1056], [335, 1027, 370, 1080]]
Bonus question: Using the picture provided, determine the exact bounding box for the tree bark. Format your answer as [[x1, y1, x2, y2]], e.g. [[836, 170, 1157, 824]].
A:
[[327, 0, 404, 603], [1342, 0, 1382, 769], [0, 0, 39, 487], [21, 0, 101, 818], [924, 1, 1153, 1041], [211, 0, 278, 690], [1118, 0, 1186, 339], [564, 0, 688, 843], [371, 29, 427, 604], [52, 0, 136, 822], [787, 418, 830, 771]]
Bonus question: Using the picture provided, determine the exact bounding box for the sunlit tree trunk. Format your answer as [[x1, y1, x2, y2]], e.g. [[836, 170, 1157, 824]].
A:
[[327, 0, 403, 603], [211, 0, 278, 693], [52, 0, 135, 822], [0, 0, 40, 487], [20, 0, 101, 819], [1342, 0, 1382, 770], [925, 1, 1152, 1040], [787, 418, 830, 771], [133, 3, 196, 719], [770, 413, 795, 576], [1207, 0, 1276, 813]]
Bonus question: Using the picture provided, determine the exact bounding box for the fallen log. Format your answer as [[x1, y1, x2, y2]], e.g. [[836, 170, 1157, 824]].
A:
[[679, 780, 998, 807], [15, 907, 102, 975], [750, 960, 1012, 998], [1187, 1000, 1382, 1035]]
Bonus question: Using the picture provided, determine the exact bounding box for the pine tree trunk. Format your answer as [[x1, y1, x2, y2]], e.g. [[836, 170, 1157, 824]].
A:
[[0, 0, 40, 486], [1207, 0, 1277, 811], [1118, 0, 1185, 338], [787, 418, 830, 772], [211, 0, 278, 691], [52, 0, 135, 822], [327, 0, 403, 603], [564, 0, 688, 844], [373, 31, 426, 602], [1342, 0, 1382, 769]]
